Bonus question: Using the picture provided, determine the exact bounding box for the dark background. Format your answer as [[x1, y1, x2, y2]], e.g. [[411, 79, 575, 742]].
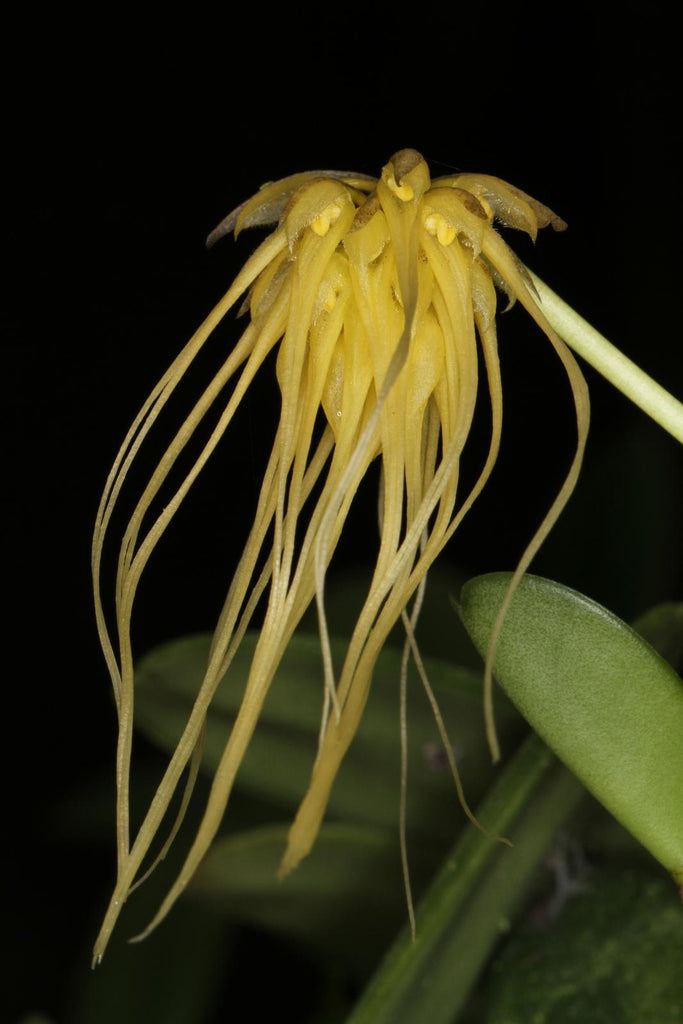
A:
[[4, 6, 681, 1021]]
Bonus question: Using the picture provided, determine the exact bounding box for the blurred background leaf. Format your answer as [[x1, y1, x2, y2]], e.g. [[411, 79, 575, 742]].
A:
[[632, 601, 683, 673], [190, 822, 419, 976], [484, 870, 683, 1023], [133, 626, 525, 846]]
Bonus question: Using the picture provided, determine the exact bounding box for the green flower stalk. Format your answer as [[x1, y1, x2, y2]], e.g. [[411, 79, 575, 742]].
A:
[[526, 270, 683, 444], [91, 149, 590, 963]]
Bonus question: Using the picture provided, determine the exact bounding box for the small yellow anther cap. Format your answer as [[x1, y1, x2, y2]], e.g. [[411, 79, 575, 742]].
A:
[[311, 203, 342, 236], [424, 213, 456, 246]]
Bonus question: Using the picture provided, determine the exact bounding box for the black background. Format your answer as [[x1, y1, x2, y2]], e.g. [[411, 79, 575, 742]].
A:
[[4, 6, 682, 1021]]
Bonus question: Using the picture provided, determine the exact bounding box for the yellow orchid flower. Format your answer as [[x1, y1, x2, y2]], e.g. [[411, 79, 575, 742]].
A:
[[92, 149, 589, 962]]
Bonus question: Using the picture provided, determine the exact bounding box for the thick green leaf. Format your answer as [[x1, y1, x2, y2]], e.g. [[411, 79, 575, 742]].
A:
[[135, 631, 524, 843], [485, 870, 683, 1022], [459, 573, 683, 886]]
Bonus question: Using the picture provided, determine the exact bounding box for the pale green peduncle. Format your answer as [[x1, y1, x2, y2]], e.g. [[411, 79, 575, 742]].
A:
[[528, 270, 683, 445]]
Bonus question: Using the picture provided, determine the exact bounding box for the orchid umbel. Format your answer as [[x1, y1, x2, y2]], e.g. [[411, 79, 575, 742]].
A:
[[92, 149, 589, 962]]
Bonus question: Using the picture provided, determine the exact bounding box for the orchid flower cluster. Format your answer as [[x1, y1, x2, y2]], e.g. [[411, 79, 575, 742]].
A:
[[92, 149, 589, 962]]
